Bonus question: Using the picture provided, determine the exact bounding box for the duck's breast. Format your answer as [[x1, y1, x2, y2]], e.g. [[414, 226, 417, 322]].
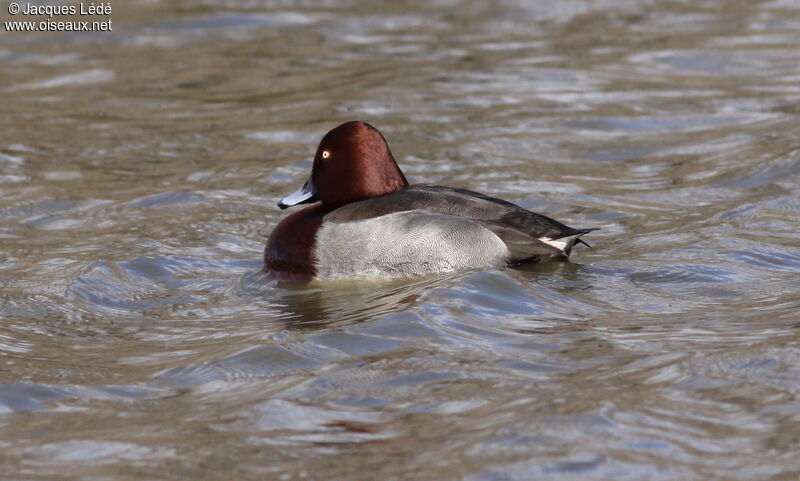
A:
[[314, 211, 509, 279]]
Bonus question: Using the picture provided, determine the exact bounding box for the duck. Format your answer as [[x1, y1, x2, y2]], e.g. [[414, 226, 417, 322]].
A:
[[265, 121, 596, 281]]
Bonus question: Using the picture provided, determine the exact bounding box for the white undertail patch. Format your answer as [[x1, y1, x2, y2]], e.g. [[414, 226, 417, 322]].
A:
[[538, 236, 576, 252]]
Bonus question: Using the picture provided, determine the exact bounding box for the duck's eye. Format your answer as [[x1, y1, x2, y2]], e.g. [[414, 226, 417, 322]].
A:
[[322, 150, 331, 159]]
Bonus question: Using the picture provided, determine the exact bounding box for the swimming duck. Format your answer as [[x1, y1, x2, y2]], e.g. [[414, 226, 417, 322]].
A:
[[265, 121, 596, 280]]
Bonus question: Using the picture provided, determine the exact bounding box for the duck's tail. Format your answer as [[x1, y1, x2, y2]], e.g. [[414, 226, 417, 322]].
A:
[[542, 228, 599, 256]]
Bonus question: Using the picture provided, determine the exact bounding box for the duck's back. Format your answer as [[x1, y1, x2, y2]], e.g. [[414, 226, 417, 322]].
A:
[[317, 185, 595, 278]]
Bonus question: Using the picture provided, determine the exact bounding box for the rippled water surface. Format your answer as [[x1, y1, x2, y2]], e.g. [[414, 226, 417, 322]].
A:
[[2, 1, 800, 479]]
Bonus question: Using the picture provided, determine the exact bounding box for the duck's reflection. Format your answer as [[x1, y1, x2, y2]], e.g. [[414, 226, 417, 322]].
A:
[[239, 270, 457, 329], [238, 257, 597, 331]]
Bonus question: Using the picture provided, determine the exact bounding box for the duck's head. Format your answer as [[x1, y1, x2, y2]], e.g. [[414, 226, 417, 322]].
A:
[[278, 121, 409, 210]]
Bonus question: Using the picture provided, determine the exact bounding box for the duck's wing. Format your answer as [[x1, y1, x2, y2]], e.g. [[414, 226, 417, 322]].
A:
[[327, 184, 597, 263]]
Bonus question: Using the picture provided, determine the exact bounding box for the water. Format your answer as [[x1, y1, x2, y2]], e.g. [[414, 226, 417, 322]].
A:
[[2, 0, 800, 479]]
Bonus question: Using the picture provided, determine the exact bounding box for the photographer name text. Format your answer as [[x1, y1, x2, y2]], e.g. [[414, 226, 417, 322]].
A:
[[5, 2, 113, 32]]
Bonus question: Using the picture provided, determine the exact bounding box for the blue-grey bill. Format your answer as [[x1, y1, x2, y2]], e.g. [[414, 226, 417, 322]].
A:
[[278, 178, 318, 209]]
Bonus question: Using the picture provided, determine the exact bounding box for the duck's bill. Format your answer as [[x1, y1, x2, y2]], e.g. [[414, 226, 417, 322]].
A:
[[278, 178, 318, 209]]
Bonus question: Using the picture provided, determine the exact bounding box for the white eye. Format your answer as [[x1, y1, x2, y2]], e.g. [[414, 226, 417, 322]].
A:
[[322, 150, 331, 159]]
